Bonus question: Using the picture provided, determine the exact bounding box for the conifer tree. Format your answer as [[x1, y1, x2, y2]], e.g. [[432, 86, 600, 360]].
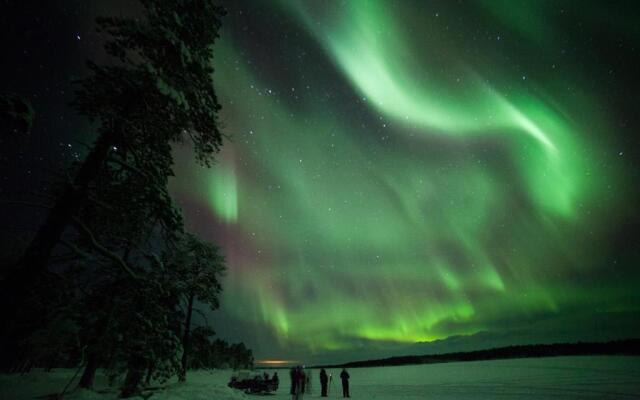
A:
[[7, 0, 226, 303]]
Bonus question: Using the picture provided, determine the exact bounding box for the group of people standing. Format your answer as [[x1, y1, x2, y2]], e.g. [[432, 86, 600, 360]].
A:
[[290, 366, 351, 398], [320, 368, 350, 398], [289, 366, 310, 399]]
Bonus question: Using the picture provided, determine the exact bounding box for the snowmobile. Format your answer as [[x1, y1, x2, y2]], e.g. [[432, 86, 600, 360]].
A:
[[228, 370, 279, 394]]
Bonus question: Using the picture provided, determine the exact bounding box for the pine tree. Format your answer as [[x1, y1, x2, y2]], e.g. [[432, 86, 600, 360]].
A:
[[5, 0, 226, 313], [169, 233, 226, 381]]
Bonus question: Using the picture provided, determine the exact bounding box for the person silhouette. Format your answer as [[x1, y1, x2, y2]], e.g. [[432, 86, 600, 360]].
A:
[[289, 367, 297, 399], [299, 366, 306, 399], [320, 368, 328, 397], [340, 368, 350, 398]]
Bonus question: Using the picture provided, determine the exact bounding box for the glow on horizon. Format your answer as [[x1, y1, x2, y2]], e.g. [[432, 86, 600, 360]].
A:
[[255, 359, 300, 366], [169, 0, 633, 361]]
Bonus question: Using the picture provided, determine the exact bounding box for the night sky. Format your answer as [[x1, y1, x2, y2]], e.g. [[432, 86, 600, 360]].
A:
[[2, 1, 640, 365]]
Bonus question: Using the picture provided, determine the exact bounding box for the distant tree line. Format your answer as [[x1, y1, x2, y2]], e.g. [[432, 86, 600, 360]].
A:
[[0, 0, 253, 398], [188, 327, 254, 370], [319, 339, 640, 369]]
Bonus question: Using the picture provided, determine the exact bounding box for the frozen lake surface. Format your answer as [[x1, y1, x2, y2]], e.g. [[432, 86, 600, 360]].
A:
[[1, 356, 639, 399], [295, 356, 640, 399]]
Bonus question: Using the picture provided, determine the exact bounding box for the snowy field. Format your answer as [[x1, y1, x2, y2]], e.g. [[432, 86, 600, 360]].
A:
[[1, 356, 639, 399]]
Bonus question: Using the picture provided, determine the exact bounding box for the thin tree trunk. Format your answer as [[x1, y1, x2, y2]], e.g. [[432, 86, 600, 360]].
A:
[[17, 130, 115, 277], [120, 356, 145, 398], [144, 362, 154, 386], [19, 359, 32, 375], [179, 292, 195, 382], [78, 352, 100, 390]]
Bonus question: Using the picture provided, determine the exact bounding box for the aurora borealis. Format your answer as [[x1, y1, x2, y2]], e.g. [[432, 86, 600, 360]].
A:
[[168, 0, 640, 364]]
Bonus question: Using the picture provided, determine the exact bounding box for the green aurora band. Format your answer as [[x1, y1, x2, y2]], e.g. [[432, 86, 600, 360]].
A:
[[170, 1, 636, 361]]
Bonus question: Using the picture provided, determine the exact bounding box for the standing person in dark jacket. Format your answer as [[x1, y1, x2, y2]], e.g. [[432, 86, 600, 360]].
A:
[[340, 368, 350, 398], [300, 367, 306, 398], [320, 368, 328, 397], [289, 367, 297, 399]]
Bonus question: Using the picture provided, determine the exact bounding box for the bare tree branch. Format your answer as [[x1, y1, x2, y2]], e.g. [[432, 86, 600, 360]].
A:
[[193, 308, 209, 326], [106, 154, 152, 181], [59, 238, 93, 260], [70, 217, 139, 280], [86, 194, 114, 211]]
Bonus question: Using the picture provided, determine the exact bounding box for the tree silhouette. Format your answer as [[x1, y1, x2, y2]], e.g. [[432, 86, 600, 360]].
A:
[[169, 233, 226, 381], [5, 0, 226, 311], [0, 2, 250, 398]]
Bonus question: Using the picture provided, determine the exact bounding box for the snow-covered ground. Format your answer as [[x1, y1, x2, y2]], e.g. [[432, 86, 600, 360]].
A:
[[1, 356, 639, 399], [0, 368, 246, 400]]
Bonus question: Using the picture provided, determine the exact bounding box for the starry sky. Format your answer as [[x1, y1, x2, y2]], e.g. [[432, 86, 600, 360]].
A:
[[2, 1, 640, 365]]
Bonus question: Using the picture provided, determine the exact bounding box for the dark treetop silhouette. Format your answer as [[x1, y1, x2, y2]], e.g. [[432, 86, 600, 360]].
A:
[[0, 1, 255, 398]]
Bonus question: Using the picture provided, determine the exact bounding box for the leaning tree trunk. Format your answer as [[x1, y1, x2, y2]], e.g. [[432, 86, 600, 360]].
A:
[[78, 352, 100, 390], [179, 292, 195, 382], [0, 130, 115, 366], [16, 130, 115, 278]]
